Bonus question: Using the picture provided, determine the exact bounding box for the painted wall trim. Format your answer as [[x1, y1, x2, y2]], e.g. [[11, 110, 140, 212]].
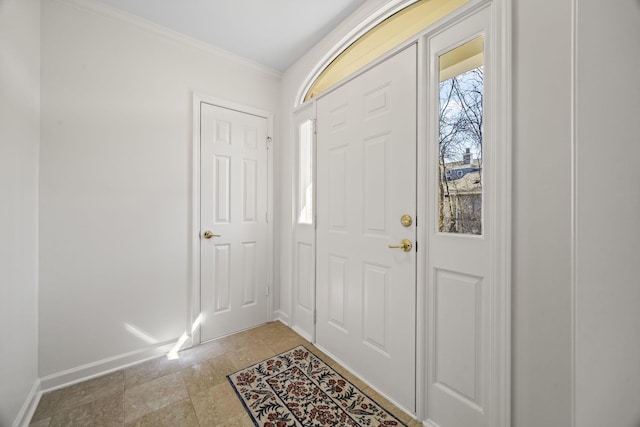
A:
[[38, 339, 179, 392], [56, 0, 283, 79], [492, 0, 512, 424], [291, 325, 313, 342], [190, 93, 202, 347], [11, 380, 40, 427], [295, 0, 498, 108], [273, 310, 290, 325], [570, 0, 578, 425], [294, 0, 421, 107]]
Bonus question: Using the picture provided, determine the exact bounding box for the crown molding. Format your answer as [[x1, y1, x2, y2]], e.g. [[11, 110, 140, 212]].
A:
[[55, 0, 283, 80]]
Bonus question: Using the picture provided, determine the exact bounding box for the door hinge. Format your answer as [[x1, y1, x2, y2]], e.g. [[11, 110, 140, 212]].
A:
[[266, 286, 270, 296], [313, 119, 317, 135], [266, 136, 272, 150]]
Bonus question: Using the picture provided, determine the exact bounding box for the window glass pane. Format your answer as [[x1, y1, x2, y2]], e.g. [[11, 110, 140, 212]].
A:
[[304, 0, 468, 101], [298, 119, 314, 224], [438, 36, 484, 235]]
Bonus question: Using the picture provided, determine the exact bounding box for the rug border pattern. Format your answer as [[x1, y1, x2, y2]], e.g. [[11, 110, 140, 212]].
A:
[[226, 345, 408, 427]]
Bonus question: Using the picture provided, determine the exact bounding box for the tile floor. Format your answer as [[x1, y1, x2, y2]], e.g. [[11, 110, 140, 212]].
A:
[[30, 322, 421, 426]]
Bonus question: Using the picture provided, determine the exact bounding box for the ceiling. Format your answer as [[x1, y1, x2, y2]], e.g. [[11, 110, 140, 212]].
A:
[[94, 0, 368, 71]]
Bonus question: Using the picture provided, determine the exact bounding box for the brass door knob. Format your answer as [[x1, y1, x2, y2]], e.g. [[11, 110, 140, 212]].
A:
[[388, 239, 413, 252], [401, 214, 413, 227], [202, 230, 220, 239]]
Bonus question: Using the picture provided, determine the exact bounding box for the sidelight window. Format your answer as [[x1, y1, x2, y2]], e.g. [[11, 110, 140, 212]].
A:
[[297, 119, 314, 224], [437, 36, 484, 235]]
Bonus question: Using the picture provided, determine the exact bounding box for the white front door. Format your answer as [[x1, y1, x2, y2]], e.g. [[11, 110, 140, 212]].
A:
[[199, 102, 269, 342], [316, 45, 417, 412]]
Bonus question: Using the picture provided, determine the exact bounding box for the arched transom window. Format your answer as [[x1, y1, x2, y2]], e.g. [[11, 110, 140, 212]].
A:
[[303, 0, 468, 102]]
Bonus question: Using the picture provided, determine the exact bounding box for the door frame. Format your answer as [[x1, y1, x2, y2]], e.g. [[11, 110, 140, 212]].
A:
[[292, 0, 511, 424], [191, 93, 274, 345]]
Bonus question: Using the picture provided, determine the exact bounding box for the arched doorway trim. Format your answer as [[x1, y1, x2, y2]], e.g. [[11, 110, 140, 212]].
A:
[[295, 0, 418, 106], [296, 0, 470, 105]]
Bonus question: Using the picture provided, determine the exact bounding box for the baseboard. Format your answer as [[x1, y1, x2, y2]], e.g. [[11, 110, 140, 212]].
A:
[[272, 310, 289, 325], [12, 379, 41, 427], [290, 324, 312, 342], [39, 339, 180, 392]]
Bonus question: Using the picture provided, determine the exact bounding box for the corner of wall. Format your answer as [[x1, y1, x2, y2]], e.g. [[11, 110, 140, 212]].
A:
[[0, 0, 41, 425], [11, 380, 41, 427]]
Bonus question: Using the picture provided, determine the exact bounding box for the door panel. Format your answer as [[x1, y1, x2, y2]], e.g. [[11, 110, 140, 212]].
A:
[[295, 242, 313, 310], [200, 102, 268, 342], [433, 270, 482, 403], [316, 45, 417, 412]]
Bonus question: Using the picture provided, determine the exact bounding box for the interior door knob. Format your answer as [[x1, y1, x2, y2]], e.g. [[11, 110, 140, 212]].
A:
[[388, 239, 413, 252], [202, 230, 220, 239]]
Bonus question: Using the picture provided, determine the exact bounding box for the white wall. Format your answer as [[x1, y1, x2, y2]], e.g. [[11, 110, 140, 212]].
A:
[[512, 0, 573, 425], [0, 0, 41, 424], [575, 1, 640, 426], [39, 0, 280, 380]]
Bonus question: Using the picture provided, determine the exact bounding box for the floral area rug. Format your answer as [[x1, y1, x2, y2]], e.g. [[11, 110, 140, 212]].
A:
[[227, 345, 406, 427]]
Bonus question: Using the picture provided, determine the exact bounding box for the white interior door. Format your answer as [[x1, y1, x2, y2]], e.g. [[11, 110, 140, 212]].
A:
[[200, 102, 269, 342], [316, 45, 417, 412]]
